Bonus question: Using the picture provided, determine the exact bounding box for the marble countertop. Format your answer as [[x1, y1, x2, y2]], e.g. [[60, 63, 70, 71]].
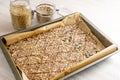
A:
[[0, 0, 120, 80]]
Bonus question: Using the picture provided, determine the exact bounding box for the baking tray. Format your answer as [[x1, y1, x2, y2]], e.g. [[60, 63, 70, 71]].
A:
[[0, 13, 118, 80]]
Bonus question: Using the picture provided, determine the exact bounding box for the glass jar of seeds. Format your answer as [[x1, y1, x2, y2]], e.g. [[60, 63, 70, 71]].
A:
[[36, 3, 55, 23], [10, 0, 32, 30]]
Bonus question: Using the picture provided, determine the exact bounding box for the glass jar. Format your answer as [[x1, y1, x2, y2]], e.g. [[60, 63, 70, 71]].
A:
[[36, 2, 55, 23], [10, 0, 32, 30]]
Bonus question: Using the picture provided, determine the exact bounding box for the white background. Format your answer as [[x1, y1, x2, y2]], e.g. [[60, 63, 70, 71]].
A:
[[0, 0, 120, 80]]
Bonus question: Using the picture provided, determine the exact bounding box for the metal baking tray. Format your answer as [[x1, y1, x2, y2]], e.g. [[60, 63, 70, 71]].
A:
[[0, 13, 118, 80]]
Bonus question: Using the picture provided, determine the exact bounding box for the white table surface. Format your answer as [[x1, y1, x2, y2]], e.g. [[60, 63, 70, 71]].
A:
[[0, 0, 120, 80]]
